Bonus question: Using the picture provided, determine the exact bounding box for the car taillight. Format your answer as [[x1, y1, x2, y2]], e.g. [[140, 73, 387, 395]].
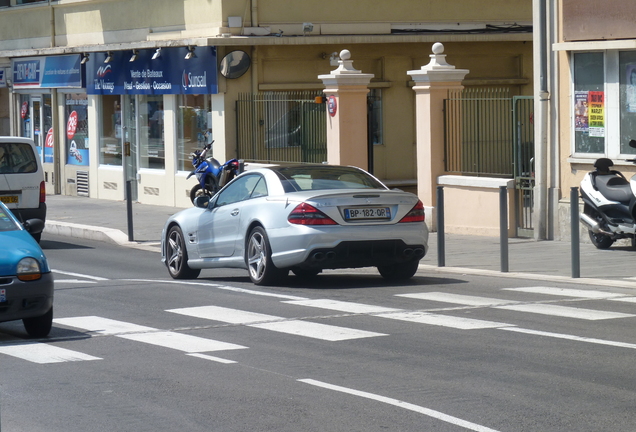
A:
[[39, 181, 46, 203], [288, 202, 337, 225], [399, 200, 425, 223]]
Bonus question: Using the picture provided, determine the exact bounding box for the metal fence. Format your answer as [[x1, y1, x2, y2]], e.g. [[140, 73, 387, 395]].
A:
[[444, 88, 516, 177], [236, 91, 327, 164]]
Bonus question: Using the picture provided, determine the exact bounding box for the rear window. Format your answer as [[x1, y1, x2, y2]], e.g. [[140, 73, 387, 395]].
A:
[[0, 142, 38, 174], [274, 166, 387, 192]]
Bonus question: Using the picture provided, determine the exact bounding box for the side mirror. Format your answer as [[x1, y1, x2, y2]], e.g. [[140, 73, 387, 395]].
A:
[[23, 218, 44, 235], [193, 195, 211, 209]]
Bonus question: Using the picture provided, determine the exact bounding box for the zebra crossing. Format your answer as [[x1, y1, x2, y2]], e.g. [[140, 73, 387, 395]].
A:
[[2, 285, 636, 364]]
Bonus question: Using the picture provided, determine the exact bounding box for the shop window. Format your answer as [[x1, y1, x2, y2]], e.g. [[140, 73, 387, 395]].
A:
[[99, 95, 122, 166], [65, 94, 89, 166], [177, 94, 211, 171], [16, 0, 46, 3], [573, 52, 605, 154], [619, 52, 636, 154], [139, 95, 165, 169]]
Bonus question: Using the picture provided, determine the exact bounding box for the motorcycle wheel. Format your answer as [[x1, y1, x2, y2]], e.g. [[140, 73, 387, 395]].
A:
[[189, 177, 219, 204], [588, 230, 614, 249]]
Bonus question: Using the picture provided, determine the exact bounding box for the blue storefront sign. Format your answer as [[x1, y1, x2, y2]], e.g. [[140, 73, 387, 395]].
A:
[[86, 46, 217, 95], [12, 54, 83, 89]]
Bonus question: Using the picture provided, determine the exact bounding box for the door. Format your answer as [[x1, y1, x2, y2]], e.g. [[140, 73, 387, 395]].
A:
[[198, 174, 262, 258], [121, 95, 138, 201]]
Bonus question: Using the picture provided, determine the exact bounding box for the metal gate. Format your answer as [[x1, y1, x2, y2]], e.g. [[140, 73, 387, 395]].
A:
[[513, 96, 535, 237], [444, 89, 534, 236], [236, 91, 326, 164]]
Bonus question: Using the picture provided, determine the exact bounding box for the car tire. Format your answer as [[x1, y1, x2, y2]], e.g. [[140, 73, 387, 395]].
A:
[[166, 226, 201, 279], [246, 226, 287, 285], [23, 306, 53, 338], [377, 260, 420, 281]]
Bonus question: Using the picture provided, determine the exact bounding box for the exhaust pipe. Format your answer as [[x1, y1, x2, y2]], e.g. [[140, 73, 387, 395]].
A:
[[580, 213, 612, 235], [311, 252, 325, 262], [413, 248, 425, 257], [325, 251, 336, 260], [403, 248, 414, 257]]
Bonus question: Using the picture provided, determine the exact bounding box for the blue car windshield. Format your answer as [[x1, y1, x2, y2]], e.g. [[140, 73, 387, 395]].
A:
[[0, 208, 20, 232]]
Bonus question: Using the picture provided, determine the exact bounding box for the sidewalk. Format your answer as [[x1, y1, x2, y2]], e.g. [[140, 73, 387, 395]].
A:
[[43, 194, 636, 288]]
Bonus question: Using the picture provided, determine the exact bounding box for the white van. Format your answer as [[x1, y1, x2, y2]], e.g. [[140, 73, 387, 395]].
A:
[[0, 137, 46, 241]]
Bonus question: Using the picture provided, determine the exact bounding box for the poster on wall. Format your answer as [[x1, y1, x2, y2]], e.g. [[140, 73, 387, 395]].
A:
[[65, 95, 89, 166], [574, 91, 589, 132], [588, 91, 605, 137]]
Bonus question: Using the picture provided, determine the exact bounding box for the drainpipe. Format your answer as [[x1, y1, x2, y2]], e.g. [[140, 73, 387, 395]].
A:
[[49, 0, 55, 47], [251, 0, 258, 27], [533, 0, 549, 240]]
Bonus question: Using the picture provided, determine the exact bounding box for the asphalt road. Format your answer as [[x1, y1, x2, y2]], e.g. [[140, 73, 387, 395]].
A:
[[2, 233, 636, 431]]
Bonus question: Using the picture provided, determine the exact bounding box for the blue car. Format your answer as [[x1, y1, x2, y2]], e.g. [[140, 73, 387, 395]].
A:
[[0, 201, 53, 337]]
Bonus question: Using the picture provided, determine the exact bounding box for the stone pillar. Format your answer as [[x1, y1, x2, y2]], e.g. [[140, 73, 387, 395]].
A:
[[319, 50, 374, 169], [407, 43, 469, 223]]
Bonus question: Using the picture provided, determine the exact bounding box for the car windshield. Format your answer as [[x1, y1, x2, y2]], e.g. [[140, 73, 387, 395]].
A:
[[274, 166, 387, 192], [0, 142, 38, 174], [0, 207, 20, 232]]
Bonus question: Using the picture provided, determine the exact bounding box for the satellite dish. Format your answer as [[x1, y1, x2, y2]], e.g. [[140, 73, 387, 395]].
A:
[[220, 50, 251, 79]]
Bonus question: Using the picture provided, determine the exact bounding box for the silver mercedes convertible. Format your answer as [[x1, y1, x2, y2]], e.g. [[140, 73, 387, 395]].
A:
[[162, 164, 429, 285]]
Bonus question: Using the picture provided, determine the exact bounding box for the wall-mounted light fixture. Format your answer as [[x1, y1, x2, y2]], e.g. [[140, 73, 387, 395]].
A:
[[329, 51, 340, 66], [152, 48, 162, 60], [302, 22, 313, 35], [185, 46, 196, 60], [129, 50, 139, 62], [80, 53, 89, 65], [104, 52, 113, 63]]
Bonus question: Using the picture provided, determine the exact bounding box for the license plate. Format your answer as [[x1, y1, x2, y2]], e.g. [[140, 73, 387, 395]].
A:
[[0, 196, 18, 204], [344, 207, 391, 220]]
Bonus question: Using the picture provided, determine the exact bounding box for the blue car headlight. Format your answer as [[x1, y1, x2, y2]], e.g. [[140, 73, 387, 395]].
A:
[[17, 257, 42, 281]]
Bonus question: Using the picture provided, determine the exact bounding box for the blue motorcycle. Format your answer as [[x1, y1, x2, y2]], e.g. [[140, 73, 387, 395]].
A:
[[187, 141, 240, 203]]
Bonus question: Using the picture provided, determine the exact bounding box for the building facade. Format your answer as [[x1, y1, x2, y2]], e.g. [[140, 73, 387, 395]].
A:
[[0, 0, 533, 210], [546, 0, 636, 239]]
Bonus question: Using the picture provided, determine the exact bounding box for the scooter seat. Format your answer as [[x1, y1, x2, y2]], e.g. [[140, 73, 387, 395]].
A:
[[595, 174, 632, 203]]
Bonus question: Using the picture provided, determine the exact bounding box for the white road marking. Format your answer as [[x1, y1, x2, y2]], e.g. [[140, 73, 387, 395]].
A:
[[54, 316, 155, 335], [504, 286, 624, 299], [167, 305, 386, 341], [187, 353, 237, 364], [608, 297, 636, 304], [396, 292, 516, 306], [299, 379, 501, 432], [53, 279, 97, 284], [54, 316, 247, 353], [501, 327, 636, 349], [125, 279, 307, 300], [283, 299, 401, 314], [494, 304, 634, 320], [376, 311, 513, 330], [120, 331, 245, 353], [51, 269, 108, 281], [0, 342, 101, 364]]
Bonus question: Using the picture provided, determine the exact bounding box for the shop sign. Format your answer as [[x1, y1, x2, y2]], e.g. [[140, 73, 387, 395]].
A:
[[12, 55, 83, 89], [86, 47, 218, 95]]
